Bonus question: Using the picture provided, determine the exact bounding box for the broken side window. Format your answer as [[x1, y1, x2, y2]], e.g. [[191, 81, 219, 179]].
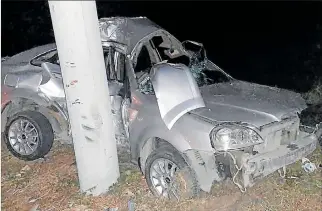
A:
[[104, 47, 127, 97], [114, 51, 126, 83], [134, 45, 152, 79], [151, 36, 168, 61], [104, 47, 126, 83], [133, 45, 155, 95], [150, 35, 190, 66], [104, 48, 116, 80]]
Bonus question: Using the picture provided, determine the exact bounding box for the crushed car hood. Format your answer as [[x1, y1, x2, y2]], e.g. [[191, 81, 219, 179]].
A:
[[151, 63, 205, 130], [190, 80, 307, 127]]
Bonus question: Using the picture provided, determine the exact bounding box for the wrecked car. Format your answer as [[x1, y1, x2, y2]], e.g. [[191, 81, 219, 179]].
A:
[[1, 17, 320, 200]]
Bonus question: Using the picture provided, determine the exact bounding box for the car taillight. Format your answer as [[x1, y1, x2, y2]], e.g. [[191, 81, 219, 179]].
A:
[[131, 95, 142, 106], [1, 86, 11, 109], [128, 108, 138, 123]]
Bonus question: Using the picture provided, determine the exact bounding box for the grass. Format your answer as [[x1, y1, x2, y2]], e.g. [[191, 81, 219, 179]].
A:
[[1, 141, 322, 211]]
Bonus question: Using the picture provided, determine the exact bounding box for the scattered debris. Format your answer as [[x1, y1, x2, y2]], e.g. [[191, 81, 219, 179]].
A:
[[128, 199, 135, 211], [302, 157, 317, 173], [104, 200, 135, 211], [104, 208, 118, 211], [287, 176, 299, 179], [125, 170, 132, 176], [278, 178, 286, 184], [29, 198, 38, 203], [2, 143, 322, 211], [30, 157, 49, 164], [73, 205, 90, 211], [21, 165, 31, 173], [29, 204, 40, 211], [278, 166, 286, 178]]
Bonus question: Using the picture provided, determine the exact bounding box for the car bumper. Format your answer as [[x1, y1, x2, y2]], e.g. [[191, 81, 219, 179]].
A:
[[241, 132, 318, 188], [183, 132, 318, 193]]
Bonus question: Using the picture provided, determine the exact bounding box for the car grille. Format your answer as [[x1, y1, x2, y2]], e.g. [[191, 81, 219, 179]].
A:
[[254, 116, 300, 153], [250, 139, 316, 182], [266, 141, 316, 168]]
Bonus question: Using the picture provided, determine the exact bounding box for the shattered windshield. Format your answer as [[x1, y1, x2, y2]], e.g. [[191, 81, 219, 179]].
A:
[[189, 60, 231, 87], [182, 41, 231, 87], [165, 40, 231, 87], [138, 36, 232, 95]]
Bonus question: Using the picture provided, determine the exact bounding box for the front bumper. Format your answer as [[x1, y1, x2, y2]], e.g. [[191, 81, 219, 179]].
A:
[[241, 132, 317, 188], [183, 132, 318, 193]]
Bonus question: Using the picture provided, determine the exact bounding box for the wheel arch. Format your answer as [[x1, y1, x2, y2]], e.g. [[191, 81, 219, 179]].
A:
[[1, 93, 69, 140], [135, 129, 193, 174]]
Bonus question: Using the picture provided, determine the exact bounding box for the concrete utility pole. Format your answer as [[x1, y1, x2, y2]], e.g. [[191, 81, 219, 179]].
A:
[[48, 1, 120, 196]]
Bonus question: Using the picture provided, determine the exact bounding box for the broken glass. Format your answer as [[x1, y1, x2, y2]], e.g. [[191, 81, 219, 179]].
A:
[[139, 75, 154, 94], [189, 60, 211, 87]]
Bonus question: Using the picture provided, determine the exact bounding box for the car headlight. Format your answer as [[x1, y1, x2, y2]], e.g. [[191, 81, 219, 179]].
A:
[[210, 125, 263, 151]]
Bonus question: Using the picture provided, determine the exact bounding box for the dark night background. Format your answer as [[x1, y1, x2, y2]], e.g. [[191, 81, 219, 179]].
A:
[[2, 1, 322, 94]]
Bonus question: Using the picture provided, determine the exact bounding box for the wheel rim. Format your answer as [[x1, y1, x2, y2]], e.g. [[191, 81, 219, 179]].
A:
[[149, 158, 180, 200], [7, 118, 39, 156]]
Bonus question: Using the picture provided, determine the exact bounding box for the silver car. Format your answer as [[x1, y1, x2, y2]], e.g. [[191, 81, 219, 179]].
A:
[[1, 17, 320, 199]]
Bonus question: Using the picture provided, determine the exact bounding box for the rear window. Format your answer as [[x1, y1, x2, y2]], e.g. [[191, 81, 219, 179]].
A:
[[30, 49, 59, 66]]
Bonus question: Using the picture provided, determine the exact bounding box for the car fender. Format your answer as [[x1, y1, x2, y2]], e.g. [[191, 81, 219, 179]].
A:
[[131, 121, 193, 161], [1, 88, 69, 137], [9, 88, 51, 106], [132, 121, 193, 173], [150, 63, 205, 130]]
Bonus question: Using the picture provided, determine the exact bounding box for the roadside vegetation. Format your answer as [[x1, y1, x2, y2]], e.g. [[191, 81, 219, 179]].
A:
[[1, 140, 321, 211]]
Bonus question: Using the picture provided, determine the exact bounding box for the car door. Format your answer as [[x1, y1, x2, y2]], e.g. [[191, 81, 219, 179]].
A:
[[40, 46, 129, 142], [103, 46, 129, 140]]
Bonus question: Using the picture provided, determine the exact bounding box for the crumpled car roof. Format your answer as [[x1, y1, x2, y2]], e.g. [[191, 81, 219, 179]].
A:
[[99, 16, 162, 53], [2, 17, 161, 67]]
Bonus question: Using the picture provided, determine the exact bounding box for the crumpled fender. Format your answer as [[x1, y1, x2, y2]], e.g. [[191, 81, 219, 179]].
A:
[[150, 63, 205, 129], [9, 88, 52, 106], [1, 88, 69, 136]]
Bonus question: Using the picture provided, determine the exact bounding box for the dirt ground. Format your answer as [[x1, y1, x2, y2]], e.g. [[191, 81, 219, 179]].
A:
[[1, 141, 322, 211]]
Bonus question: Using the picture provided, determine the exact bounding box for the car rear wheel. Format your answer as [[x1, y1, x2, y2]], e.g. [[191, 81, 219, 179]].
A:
[[4, 111, 54, 161], [144, 145, 200, 200]]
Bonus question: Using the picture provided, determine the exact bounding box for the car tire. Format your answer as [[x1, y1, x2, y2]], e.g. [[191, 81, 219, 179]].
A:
[[144, 145, 200, 200], [4, 110, 54, 161]]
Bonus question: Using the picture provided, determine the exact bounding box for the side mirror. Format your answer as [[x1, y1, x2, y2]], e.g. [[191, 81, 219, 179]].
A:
[[181, 40, 207, 61]]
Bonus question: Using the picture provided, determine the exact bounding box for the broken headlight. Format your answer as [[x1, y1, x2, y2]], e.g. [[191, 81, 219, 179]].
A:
[[211, 125, 263, 151]]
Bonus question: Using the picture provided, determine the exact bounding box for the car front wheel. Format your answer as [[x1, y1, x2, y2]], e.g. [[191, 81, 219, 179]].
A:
[[4, 111, 54, 161], [144, 145, 200, 200]]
